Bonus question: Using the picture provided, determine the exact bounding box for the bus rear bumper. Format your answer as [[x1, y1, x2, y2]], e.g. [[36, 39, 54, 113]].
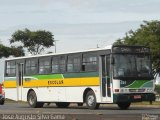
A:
[[113, 93, 155, 103]]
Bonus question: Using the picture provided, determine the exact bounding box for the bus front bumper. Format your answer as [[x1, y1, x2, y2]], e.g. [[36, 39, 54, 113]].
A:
[[113, 93, 155, 103]]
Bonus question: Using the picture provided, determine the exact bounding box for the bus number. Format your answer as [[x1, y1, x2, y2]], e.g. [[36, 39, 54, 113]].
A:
[[120, 80, 126, 85]]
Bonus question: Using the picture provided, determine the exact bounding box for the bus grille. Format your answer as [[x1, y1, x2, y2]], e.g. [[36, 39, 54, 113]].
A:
[[129, 89, 145, 92]]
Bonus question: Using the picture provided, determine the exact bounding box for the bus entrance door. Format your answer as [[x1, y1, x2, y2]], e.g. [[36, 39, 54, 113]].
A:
[[16, 63, 24, 101], [100, 55, 112, 102]]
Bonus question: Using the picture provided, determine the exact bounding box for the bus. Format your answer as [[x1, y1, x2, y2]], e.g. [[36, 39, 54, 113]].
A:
[[3, 45, 155, 109]]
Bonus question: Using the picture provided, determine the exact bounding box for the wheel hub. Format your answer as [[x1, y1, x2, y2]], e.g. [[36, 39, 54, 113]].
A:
[[88, 95, 95, 106], [29, 95, 35, 105]]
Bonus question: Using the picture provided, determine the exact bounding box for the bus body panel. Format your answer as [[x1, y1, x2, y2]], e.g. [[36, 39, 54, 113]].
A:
[[4, 86, 103, 103]]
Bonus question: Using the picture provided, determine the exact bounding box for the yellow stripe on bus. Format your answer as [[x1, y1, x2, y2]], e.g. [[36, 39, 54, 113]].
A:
[[3, 81, 17, 88], [4, 77, 100, 88]]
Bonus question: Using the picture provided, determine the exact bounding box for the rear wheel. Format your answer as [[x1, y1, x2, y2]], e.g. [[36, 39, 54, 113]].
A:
[[86, 90, 99, 109], [55, 102, 70, 108], [117, 102, 131, 110], [27, 91, 44, 108]]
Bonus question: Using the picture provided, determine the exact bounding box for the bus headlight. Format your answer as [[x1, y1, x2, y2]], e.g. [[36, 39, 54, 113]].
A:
[[120, 88, 129, 93], [120, 89, 124, 93], [146, 88, 153, 92]]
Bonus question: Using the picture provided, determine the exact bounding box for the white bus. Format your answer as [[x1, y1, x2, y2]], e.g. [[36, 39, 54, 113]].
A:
[[3, 45, 155, 109]]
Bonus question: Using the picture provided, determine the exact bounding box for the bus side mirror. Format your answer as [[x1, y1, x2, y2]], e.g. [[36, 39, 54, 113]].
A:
[[111, 57, 115, 64]]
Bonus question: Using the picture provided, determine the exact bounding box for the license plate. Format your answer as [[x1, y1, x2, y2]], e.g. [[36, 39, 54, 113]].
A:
[[134, 95, 141, 99]]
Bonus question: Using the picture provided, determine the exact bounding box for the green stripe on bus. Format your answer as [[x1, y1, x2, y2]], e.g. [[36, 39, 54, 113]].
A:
[[63, 72, 99, 78], [125, 80, 149, 88], [4, 77, 16, 81], [141, 81, 153, 88], [31, 74, 63, 80]]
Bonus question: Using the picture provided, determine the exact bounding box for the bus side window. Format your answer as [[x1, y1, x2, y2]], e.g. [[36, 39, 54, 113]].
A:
[[52, 57, 60, 73], [6, 61, 16, 77], [82, 64, 85, 71], [25, 59, 37, 75], [52, 56, 66, 73], [59, 56, 66, 73], [67, 57, 73, 72], [39, 57, 51, 74], [67, 54, 81, 72], [82, 54, 97, 72]]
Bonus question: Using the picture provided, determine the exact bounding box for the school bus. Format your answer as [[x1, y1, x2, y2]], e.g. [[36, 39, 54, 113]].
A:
[[3, 45, 155, 109]]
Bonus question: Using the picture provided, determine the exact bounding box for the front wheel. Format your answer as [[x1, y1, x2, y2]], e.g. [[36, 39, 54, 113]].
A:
[[86, 90, 99, 109], [117, 102, 131, 110], [27, 91, 44, 108]]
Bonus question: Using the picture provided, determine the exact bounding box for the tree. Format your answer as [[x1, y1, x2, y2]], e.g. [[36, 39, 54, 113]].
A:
[[10, 28, 54, 55], [114, 20, 160, 72], [0, 44, 24, 58], [10, 46, 25, 57]]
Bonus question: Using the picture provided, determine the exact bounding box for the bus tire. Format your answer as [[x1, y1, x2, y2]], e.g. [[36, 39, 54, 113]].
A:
[[27, 91, 44, 108], [55, 102, 70, 108], [86, 90, 99, 109], [117, 102, 131, 110]]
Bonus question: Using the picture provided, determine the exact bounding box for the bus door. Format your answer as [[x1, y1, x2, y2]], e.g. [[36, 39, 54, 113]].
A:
[[100, 55, 112, 102], [16, 63, 24, 101]]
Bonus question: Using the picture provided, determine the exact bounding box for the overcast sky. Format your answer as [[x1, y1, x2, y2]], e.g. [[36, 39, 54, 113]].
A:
[[0, 0, 160, 53]]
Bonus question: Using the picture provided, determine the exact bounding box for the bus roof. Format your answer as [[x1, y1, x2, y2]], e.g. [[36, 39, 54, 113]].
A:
[[5, 45, 112, 61]]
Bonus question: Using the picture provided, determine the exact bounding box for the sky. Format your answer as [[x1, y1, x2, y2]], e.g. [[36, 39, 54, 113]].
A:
[[0, 0, 160, 53]]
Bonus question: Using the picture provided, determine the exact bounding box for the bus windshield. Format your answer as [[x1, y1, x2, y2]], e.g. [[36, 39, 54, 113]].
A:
[[113, 54, 152, 80]]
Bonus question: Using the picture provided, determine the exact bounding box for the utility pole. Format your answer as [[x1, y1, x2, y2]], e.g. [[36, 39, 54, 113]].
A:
[[54, 40, 59, 53], [97, 44, 99, 48]]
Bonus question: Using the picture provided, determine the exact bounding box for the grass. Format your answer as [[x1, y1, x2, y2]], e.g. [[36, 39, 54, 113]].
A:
[[132, 101, 160, 105]]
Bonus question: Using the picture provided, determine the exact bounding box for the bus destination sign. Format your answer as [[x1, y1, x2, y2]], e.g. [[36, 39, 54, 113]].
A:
[[112, 46, 150, 53]]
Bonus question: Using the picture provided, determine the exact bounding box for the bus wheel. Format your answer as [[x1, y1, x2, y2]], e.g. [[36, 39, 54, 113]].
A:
[[86, 90, 99, 109], [117, 102, 131, 110], [27, 91, 44, 108], [55, 102, 70, 108]]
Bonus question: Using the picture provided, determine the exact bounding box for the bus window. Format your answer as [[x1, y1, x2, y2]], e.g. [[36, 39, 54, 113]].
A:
[[67, 55, 81, 72], [39, 57, 50, 74], [52, 57, 59, 73], [6, 61, 16, 76], [82, 55, 97, 72], [59, 56, 66, 73], [25, 59, 37, 75]]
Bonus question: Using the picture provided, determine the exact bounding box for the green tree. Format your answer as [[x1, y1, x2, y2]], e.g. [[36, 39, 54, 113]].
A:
[[10, 28, 54, 55], [0, 44, 24, 58], [114, 20, 160, 72], [10, 46, 25, 57]]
